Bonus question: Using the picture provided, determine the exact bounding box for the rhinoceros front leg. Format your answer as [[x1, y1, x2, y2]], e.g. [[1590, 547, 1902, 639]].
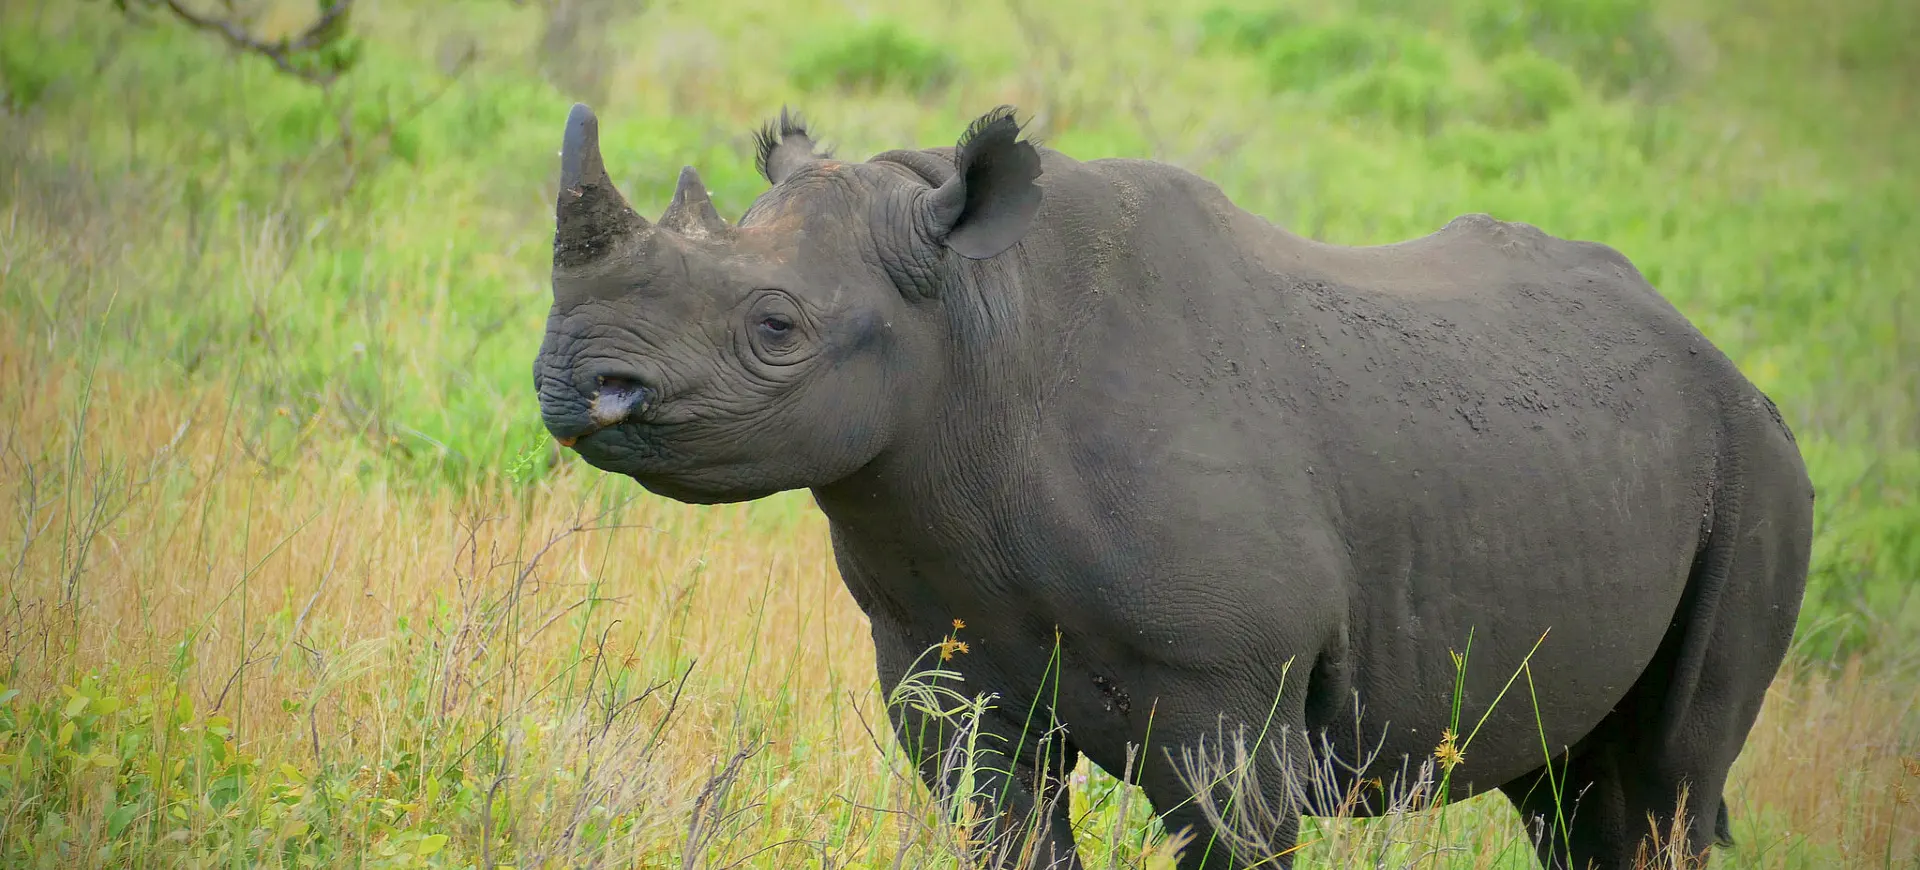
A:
[[1136, 690, 1321, 870], [872, 626, 1084, 870]]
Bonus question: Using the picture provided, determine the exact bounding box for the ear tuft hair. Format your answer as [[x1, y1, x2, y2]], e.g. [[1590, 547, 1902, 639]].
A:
[[931, 105, 1043, 260], [752, 107, 806, 180], [954, 105, 1027, 160], [753, 107, 833, 184]]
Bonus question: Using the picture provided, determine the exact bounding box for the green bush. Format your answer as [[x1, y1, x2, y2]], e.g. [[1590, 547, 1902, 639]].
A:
[[1261, 22, 1467, 134], [1426, 120, 1535, 178], [1463, 0, 1675, 95], [788, 20, 957, 96], [1261, 20, 1392, 92], [1195, 6, 1300, 53], [1481, 48, 1582, 126], [0, 47, 52, 112], [1334, 64, 1459, 134], [1832, 0, 1920, 73], [0, 23, 93, 114]]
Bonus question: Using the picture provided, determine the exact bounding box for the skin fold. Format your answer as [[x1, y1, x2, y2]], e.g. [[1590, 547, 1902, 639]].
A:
[[533, 103, 1813, 870]]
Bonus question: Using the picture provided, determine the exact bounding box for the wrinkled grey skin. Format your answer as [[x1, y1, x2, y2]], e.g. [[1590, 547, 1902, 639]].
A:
[[534, 102, 1813, 870]]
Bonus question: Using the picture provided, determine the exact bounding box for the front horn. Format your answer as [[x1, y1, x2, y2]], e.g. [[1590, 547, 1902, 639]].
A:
[[554, 102, 648, 269]]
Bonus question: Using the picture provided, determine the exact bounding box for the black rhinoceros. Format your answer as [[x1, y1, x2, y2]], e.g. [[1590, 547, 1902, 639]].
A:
[[533, 103, 1813, 870]]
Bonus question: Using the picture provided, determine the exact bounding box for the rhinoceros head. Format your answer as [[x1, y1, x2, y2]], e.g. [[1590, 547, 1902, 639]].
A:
[[533, 103, 1043, 503]]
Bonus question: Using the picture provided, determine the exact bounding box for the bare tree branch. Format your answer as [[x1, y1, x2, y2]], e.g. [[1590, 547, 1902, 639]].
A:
[[117, 0, 359, 87]]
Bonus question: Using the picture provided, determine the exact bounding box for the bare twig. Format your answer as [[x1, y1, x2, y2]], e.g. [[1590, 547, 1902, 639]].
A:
[[148, 0, 357, 87], [681, 742, 770, 870], [208, 634, 273, 712], [286, 524, 344, 663]]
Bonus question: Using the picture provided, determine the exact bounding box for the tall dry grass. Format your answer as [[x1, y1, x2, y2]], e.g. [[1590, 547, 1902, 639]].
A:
[[1, 328, 1915, 867]]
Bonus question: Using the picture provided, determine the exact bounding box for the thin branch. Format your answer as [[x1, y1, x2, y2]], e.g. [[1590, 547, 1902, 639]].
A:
[[153, 0, 355, 86]]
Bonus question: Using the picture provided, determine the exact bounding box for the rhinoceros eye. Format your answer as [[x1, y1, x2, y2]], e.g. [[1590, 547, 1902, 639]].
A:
[[745, 293, 812, 365]]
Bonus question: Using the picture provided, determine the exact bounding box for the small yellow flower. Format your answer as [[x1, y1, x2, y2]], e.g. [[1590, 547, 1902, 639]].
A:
[[1902, 756, 1920, 779], [938, 638, 971, 661], [1894, 784, 1912, 807], [952, 619, 966, 630], [1434, 728, 1465, 770]]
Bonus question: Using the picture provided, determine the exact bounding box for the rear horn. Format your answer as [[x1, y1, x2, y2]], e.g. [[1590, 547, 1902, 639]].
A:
[[659, 166, 729, 238]]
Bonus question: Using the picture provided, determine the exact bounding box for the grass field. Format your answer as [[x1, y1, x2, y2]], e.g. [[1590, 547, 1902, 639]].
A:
[[1, 0, 1916, 866]]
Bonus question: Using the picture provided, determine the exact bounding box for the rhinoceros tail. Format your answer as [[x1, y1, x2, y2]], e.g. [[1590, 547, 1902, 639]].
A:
[[1715, 795, 1735, 847]]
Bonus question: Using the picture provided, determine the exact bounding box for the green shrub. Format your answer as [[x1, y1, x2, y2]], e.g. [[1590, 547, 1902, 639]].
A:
[[0, 24, 83, 113], [1261, 20, 1391, 92], [0, 53, 51, 113], [1263, 22, 1465, 134], [1463, 0, 1675, 95], [788, 21, 957, 96], [1334, 64, 1459, 134], [1427, 121, 1531, 178], [1195, 6, 1300, 53], [1481, 48, 1582, 126], [1833, 0, 1920, 73]]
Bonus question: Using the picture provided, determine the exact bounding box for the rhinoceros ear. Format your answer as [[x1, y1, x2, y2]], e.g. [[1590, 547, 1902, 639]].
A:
[[555, 102, 649, 269], [923, 106, 1043, 261], [754, 107, 831, 185]]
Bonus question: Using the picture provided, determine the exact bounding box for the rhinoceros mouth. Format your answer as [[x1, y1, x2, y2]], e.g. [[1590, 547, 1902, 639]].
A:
[[560, 426, 773, 505], [566, 422, 654, 458]]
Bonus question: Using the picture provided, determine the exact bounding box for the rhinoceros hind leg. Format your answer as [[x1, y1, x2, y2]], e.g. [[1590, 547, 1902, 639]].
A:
[[1499, 424, 1810, 870]]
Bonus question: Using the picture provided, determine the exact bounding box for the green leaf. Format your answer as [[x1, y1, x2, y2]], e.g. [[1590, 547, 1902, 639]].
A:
[[107, 803, 139, 838], [64, 695, 89, 718], [416, 834, 448, 855]]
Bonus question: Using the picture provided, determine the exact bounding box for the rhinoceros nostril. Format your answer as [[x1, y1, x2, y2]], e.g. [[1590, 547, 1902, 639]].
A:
[[588, 375, 651, 428]]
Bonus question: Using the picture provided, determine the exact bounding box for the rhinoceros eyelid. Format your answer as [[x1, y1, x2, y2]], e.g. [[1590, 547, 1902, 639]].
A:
[[747, 290, 807, 319]]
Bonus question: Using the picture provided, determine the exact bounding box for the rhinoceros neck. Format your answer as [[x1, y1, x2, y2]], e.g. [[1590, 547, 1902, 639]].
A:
[[807, 301, 1057, 626], [810, 331, 1045, 525], [805, 151, 1211, 624], [806, 408, 1048, 629]]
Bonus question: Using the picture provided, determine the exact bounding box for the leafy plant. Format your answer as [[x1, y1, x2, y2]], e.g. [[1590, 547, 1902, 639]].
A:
[[1259, 19, 1396, 92], [1462, 0, 1676, 96], [1482, 47, 1582, 126], [1195, 6, 1300, 54], [788, 20, 957, 96]]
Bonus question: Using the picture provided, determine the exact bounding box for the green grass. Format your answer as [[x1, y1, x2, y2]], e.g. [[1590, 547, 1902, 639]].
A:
[[1, 0, 1916, 865]]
